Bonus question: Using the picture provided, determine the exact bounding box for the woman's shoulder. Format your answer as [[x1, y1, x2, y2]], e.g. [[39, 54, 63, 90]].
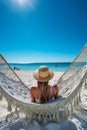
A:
[[53, 84, 58, 88], [30, 86, 38, 92], [52, 84, 59, 91]]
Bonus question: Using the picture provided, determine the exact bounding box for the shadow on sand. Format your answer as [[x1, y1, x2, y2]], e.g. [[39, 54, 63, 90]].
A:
[[1, 120, 78, 130]]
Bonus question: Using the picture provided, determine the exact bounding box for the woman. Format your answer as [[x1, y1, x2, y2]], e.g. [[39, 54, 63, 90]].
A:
[[30, 66, 59, 103]]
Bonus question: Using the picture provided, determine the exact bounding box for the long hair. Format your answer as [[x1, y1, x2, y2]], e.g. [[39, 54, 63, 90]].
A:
[[38, 81, 48, 103]]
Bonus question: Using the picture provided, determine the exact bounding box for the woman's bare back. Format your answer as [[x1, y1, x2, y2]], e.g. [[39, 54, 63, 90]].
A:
[[30, 85, 59, 103]]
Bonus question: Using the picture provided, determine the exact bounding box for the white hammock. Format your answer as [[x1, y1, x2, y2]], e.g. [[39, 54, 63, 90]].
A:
[[0, 44, 87, 124]]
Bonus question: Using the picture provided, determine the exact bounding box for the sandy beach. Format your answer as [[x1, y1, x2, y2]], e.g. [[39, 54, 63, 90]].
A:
[[0, 70, 87, 130]]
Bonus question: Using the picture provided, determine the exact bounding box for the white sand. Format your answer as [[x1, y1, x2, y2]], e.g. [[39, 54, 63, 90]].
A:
[[0, 70, 87, 130]]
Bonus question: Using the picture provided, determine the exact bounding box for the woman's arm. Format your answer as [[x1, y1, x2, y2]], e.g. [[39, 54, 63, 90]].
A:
[[30, 88, 35, 102], [53, 85, 59, 98]]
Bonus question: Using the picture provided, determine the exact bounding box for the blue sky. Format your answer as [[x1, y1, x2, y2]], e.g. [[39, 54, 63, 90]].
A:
[[0, 0, 87, 63]]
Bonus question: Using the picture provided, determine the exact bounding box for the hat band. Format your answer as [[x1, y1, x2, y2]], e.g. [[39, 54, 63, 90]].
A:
[[39, 70, 49, 78]]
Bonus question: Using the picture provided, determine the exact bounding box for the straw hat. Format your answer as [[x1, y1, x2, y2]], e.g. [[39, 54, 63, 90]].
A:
[[33, 66, 54, 82]]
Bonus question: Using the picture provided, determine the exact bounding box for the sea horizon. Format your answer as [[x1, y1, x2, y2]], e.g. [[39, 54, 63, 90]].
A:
[[10, 62, 71, 71], [9, 61, 71, 64]]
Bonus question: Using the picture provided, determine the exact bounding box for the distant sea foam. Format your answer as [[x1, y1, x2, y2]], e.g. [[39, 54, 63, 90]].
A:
[[10, 62, 71, 71]]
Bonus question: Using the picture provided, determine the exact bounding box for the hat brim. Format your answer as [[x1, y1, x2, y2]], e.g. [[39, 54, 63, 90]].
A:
[[33, 69, 54, 82]]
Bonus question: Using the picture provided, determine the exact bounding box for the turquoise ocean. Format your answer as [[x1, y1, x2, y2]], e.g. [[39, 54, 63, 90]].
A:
[[10, 62, 71, 71]]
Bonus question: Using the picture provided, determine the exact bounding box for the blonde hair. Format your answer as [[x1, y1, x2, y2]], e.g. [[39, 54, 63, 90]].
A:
[[38, 81, 48, 103]]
